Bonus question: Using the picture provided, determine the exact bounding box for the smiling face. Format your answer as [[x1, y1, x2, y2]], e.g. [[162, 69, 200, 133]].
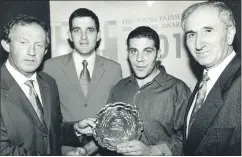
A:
[[69, 16, 100, 57], [184, 7, 235, 70], [3, 23, 47, 77], [128, 37, 160, 80]]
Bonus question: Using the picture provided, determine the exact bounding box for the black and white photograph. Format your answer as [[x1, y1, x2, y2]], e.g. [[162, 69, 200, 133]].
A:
[[0, 0, 241, 156]]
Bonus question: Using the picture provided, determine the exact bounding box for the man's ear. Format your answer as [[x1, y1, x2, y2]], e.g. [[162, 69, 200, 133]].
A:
[[1, 40, 10, 52], [126, 48, 130, 62], [97, 31, 101, 42], [227, 26, 236, 45], [156, 49, 162, 61], [68, 31, 73, 42], [44, 49, 48, 55]]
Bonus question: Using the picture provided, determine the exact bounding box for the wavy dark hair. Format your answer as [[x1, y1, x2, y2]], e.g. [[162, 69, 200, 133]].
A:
[[126, 26, 160, 50]]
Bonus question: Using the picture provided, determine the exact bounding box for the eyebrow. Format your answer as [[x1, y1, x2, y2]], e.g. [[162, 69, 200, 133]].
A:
[[87, 27, 95, 29], [144, 47, 155, 50], [128, 47, 136, 50], [35, 41, 45, 44], [203, 26, 213, 30], [19, 37, 28, 40], [71, 27, 80, 31], [128, 47, 155, 51], [185, 30, 195, 35], [185, 26, 214, 35]]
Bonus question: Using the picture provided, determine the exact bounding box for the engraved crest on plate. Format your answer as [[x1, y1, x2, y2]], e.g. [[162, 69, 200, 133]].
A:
[[93, 102, 143, 151]]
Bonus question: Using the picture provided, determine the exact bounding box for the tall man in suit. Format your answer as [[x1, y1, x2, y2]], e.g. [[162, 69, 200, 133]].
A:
[[42, 8, 122, 154], [0, 14, 96, 155], [181, 1, 241, 155]]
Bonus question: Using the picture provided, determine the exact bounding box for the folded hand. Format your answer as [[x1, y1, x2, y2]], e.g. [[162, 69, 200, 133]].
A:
[[74, 118, 96, 136]]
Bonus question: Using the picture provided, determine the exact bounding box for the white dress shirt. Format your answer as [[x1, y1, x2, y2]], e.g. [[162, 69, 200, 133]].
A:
[[72, 50, 96, 79], [5, 60, 43, 106], [186, 51, 236, 137]]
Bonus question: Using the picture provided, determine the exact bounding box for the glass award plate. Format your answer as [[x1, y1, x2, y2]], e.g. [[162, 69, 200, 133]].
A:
[[93, 102, 143, 151]]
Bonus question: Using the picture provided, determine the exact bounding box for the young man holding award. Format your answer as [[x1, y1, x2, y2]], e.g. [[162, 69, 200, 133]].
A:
[[107, 26, 191, 155]]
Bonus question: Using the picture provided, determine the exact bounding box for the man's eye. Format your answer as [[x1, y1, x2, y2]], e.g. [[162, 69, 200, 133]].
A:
[[145, 50, 152, 54], [20, 41, 27, 44], [204, 29, 212, 34], [187, 33, 195, 38], [205, 29, 212, 32], [88, 29, 94, 32], [129, 50, 137, 54], [73, 29, 80, 33], [36, 44, 43, 48]]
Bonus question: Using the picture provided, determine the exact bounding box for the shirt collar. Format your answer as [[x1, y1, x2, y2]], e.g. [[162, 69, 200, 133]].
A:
[[72, 49, 96, 69], [205, 50, 236, 83], [153, 65, 167, 86], [5, 59, 38, 85], [125, 64, 167, 87]]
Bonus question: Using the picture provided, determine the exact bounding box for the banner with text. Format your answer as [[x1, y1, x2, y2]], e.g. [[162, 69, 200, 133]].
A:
[[50, 1, 205, 90]]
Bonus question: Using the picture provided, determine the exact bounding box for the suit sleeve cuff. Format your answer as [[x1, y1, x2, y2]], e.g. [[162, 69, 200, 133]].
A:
[[61, 122, 80, 146], [153, 142, 172, 156]]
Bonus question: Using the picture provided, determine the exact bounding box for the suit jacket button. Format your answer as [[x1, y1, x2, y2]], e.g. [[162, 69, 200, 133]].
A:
[[42, 136, 47, 140], [84, 104, 88, 107]]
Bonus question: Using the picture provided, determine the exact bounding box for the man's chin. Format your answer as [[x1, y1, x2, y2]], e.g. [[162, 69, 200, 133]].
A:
[[134, 74, 147, 80], [19, 69, 36, 77], [79, 51, 95, 56]]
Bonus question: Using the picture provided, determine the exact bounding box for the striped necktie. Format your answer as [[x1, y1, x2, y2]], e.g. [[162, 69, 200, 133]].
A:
[[79, 60, 91, 97], [188, 72, 209, 133], [25, 80, 46, 128]]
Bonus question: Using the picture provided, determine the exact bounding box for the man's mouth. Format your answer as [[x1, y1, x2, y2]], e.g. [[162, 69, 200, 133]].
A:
[[196, 51, 209, 56], [80, 42, 89, 45], [25, 59, 35, 63], [136, 66, 146, 71]]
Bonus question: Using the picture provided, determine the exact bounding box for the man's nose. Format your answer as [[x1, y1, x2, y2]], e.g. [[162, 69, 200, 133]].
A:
[[195, 34, 205, 51], [136, 52, 145, 62], [27, 45, 36, 56], [81, 32, 87, 40]]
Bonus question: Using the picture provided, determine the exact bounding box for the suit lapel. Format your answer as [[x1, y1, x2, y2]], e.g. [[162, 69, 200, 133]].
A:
[[61, 53, 85, 99], [37, 74, 50, 132], [185, 81, 224, 153], [1, 65, 46, 133], [86, 55, 105, 100], [220, 55, 241, 94], [183, 79, 202, 142]]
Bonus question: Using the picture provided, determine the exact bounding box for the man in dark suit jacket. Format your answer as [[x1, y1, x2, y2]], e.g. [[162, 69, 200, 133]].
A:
[[42, 8, 122, 155], [0, 14, 96, 155], [181, 1, 241, 155]]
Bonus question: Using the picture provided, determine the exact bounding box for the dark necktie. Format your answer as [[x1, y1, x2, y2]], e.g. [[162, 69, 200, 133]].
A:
[[188, 72, 210, 133], [25, 80, 46, 127], [79, 60, 91, 97]]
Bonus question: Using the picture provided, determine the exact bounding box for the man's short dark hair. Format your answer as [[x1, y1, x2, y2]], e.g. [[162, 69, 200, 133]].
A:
[[2, 14, 50, 49], [126, 26, 160, 50], [69, 8, 100, 32]]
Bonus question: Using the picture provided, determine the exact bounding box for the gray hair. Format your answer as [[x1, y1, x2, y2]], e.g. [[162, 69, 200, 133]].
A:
[[181, 1, 235, 30]]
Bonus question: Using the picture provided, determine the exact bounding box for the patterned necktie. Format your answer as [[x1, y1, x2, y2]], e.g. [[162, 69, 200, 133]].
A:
[[188, 72, 210, 133], [79, 60, 91, 97], [25, 80, 46, 127]]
